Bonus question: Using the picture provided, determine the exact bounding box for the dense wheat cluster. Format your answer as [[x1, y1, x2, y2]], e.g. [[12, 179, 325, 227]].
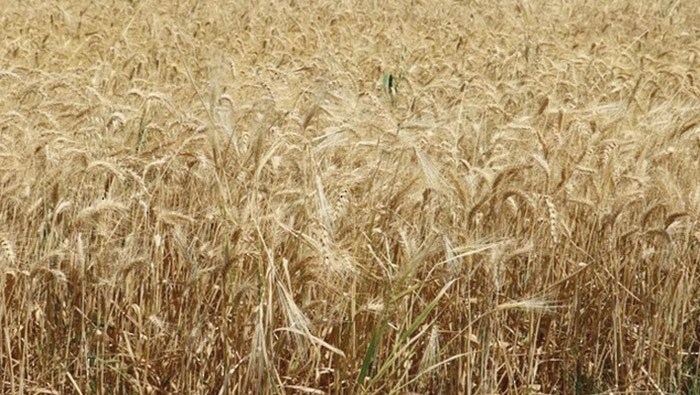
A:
[[1, 0, 699, 393]]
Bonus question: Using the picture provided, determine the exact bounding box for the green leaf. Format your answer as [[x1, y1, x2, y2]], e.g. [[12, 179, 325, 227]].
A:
[[398, 279, 455, 344], [367, 279, 456, 386], [357, 319, 387, 387], [381, 73, 395, 93]]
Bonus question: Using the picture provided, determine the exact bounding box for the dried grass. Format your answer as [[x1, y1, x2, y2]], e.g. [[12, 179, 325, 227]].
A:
[[1, 0, 700, 393]]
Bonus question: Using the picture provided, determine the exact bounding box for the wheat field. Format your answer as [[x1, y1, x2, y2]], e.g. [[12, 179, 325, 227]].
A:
[[1, 0, 699, 393]]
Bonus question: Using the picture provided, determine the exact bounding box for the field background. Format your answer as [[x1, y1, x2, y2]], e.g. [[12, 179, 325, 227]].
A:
[[1, 0, 699, 393]]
